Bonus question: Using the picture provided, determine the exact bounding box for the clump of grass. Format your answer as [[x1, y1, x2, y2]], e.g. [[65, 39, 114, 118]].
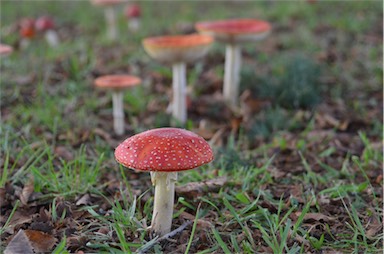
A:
[[240, 55, 323, 109], [247, 106, 299, 139]]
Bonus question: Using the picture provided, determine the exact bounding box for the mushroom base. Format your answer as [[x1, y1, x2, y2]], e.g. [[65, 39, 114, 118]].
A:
[[150, 171, 177, 236]]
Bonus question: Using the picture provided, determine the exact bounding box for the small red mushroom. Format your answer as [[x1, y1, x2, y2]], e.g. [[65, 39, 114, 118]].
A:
[[19, 18, 36, 49], [142, 34, 213, 125], [19, 18, 35, 39], [94, 74, 141, 136], [0, 44, 13, 56], [115, 127, 214, 236], [90, 0, 123, 40], [35, 16, 59, 47], [124, 4, 141, 32]]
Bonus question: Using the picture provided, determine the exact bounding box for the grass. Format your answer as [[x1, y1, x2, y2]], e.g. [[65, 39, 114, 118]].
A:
[[1, 1, 383, 253]]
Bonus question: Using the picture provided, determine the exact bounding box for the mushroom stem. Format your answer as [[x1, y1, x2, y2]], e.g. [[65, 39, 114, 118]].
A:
[[150, 172, 177, 236], [223, 43, 242, 107], [112, 91, 124, 135], [45, 30, 59, 47], [127, 18, 140, 32], [172, 62, 187, 124], [104, 6, 118, 40]]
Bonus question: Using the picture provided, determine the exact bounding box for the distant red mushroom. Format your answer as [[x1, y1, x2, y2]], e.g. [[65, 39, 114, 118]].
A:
[[142, 34, 213, 125], [196, 19, 271, 107], [19, 18, 36, 49], [115, 127, 214, 236], [90, 0, 123, 40], [124, 3, 141, 32], [0, 44, 13, 56], [35, 16, 59, 47], [94, 74, 141, 136]]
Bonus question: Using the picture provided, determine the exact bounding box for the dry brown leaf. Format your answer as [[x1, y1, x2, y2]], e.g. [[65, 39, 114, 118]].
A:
[[76, 193, 91, 206], [4, 229, 34, 254], [179, 211, 213, 229], [296, 212, 335, 223], [24, 229, 57, 253], [1, 210, 33, 234], [54, 146, 74, 161], [19, 182, 34, 206], [175, 177, 227, 198]]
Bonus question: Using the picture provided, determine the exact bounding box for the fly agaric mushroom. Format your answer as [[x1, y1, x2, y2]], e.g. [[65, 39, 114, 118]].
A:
[[19, 18, 36, 49], [35, 16, 59, 47], [125, 3, 141, 32], [142, 34, 213, 124], [196, 19, 271, 107], [90, 0, 123, 40], [94, 75, 141, 136], [0, 44, 13, 56], [115, 127, 213, 236]]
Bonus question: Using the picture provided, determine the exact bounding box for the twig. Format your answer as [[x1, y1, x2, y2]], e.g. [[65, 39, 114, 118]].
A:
[[137, 220, 192, 254]]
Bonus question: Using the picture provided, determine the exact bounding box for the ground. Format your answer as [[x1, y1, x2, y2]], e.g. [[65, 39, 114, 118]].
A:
[[0, 1, 383, 253]]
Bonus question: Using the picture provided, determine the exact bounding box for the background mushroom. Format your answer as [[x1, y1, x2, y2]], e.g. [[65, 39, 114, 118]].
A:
[[142, 34, 213, 125], [0, 44, 13, 56], [196, 19, 271, 107], [90, 0, 123, 40], [94, 74, 141, 136], [115, 127, 214, 236], [19, 18, 36, 49], [35, 16, 59, 47], [124, 3, 141, 32]]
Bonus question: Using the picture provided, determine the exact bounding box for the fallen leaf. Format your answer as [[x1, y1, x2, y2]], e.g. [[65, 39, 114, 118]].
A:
[[175, 177, 227, 199], [178, 211, 213, 229], [24, 229, 57, 253], [1, 210, 33, 234], [76, 193, 91, 206], [296, 212, 335, 223], [19, 181, 34, 206], [4, 229, 34, 254]]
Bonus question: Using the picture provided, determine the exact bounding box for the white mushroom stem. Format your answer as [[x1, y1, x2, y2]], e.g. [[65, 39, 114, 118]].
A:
[[105, 6, 118, 40], [150, 171, 178, 236], [127, 18, 140, 32], [45, 29, 59, 47], [172, 62, 187, 124], [223, 43, 242, 107], [112, 91, 124, 135]]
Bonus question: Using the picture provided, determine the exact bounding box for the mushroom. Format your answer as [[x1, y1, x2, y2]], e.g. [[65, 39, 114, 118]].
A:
[[19, 18, 36, 49], [142, 34, 213, 125], [94, 75, 141, 136], [124, 3, 141, 32], [195, 19, 271, 107], [0, 44, 13, 56], [114, 127, 213, 236], [90, 0, 123, 40], [35, 16, 59, 47]]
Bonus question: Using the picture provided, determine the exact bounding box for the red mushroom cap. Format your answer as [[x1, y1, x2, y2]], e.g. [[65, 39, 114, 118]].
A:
[[35, 16, 55, 32], [195, 19, 271, 43], [19, 18, 36, 38], [196, 19, 271, 35], [94, 75, 141, 90], [0, 44, 13, 56], [91, 0, 123, 6], [125, 4, 141, 18], [115, 128, 214, 172], [142, 34, 213, 63]]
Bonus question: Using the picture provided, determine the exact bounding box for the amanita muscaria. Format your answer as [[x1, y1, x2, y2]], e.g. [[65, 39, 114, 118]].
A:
[[196, 19, 271, 107], [115, 127, 214, 236], [35, 16, 60, 47], [90, 0, 123, 40], [94, 74, 141, 136], [142, 34, 213, 125]]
